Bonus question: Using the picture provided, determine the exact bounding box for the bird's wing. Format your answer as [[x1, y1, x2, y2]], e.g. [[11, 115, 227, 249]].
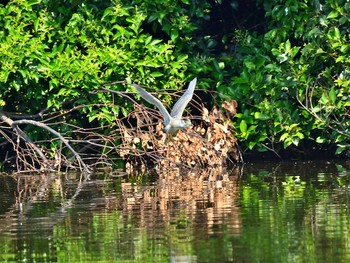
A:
[[170, 77, 197, 119], [134, 84, 171, 124]]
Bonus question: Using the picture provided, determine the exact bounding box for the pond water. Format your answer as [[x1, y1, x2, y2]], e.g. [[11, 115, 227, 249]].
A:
[[0, 160, 350, 262]]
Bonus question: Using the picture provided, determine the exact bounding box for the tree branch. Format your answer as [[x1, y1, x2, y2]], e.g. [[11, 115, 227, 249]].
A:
[[0, 110, 50, 170], [11, 119, 92, 173]]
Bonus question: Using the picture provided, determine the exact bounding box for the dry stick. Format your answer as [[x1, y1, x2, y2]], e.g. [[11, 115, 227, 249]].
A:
[[0, 111, 51, 170], [11, 119, 92, 173], [100, 86, 137, 103], [0, 129, 39, 171]]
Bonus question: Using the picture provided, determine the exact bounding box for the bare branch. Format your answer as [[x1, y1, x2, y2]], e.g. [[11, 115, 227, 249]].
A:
[[11, 119, 92, 173], [0, 111, 50, 170]]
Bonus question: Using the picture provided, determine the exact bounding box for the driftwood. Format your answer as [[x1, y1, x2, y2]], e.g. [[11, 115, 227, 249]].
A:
[[0, 84, 242, 173]]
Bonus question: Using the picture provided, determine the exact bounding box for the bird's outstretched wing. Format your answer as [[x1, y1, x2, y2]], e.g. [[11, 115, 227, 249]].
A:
[[133, 84, 171, 124], [170, 77, 197, 120]]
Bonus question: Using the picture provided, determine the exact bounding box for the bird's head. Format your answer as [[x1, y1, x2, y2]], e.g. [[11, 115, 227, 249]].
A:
[[182, 119, 193, 128]]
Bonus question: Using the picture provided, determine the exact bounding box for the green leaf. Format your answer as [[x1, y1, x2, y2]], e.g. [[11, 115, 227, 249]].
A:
[[339, 16, 348, 25], [283, 138, 292, 149], [150, 39, 162, 46], [18, 69, 27, 79], [277, 54, 288, 63], [121, 107, 128, 117], [177, 54, 188, 63], [295, 132, 304, 139], [102, 7, 113, 21], [254, 112, 270, 120], [311, 105, 322, 113], [327, 10, 339, 19], [33, 18, 39, 31], [319, 93, 329, 105], [290, 46, 301, 58], [292, 136, 300, 146], [280, 133, 289, 142], [335, 145, 347, 155], [248, 141, 256, 150], [170, 28, 179, 42], [150, 72, 163, 77], [316, 137, 326, 143], [244, 61, 255, 70], [333, 27, 341, 39], [328, 88, 336, 103], [239, 120, 247, 133], [145, 35, 152, 45]]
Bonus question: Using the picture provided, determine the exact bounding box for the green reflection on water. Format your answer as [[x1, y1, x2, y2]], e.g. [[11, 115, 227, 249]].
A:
[[0, 161, 350, 262], [237, 161, 350, 263]]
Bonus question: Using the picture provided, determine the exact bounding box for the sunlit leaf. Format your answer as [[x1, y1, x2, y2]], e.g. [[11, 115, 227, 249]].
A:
[[239, 120, 247, 133], [316, 137, 326, 143], [327, 10, 339, 19], [151, 72, 163, 77], [290, 46, 301, 58], [333, 27, 341, 39], [335, 145, 347, 155], [177, 54, 188, 63], [254, 112, 270, 120], [280, 133, 289, 142], [101, 7, 113, 21]]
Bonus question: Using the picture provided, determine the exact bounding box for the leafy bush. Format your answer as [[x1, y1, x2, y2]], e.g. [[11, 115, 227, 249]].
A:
[[0, 0, 196, 123], [212, 0, 350, 157]]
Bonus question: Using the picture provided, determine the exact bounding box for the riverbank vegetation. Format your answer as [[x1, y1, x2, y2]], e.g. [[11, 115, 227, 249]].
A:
[[0, 0, 348, 172]]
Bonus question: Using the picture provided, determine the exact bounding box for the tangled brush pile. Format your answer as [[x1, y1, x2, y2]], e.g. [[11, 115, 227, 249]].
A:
[[119, 99, 242, 171]]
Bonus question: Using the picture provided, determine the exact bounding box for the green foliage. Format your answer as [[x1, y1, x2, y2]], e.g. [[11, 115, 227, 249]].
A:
[[213, 0, 350, 156], [0, 0, 197, 142], [1, 0, 349, 160], [0, 0, 196, 111]]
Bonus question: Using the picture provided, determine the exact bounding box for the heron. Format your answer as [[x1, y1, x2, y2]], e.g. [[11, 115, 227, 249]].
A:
[[133, 77, 197, 136]]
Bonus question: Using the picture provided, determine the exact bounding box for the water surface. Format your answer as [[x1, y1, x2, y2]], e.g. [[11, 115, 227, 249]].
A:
[[0, 160, 350, 262]]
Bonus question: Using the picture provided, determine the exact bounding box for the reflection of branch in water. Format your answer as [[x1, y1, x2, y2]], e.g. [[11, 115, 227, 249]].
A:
[[121, 167, 242, 231], [59, 178, 88, 211], [116, 167, 242, 261], [0, 174, 91, 235]]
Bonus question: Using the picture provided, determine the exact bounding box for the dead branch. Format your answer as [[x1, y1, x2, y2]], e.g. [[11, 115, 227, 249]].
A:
[[0, 111, 50, 170], [11, 119, 92, 173]]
